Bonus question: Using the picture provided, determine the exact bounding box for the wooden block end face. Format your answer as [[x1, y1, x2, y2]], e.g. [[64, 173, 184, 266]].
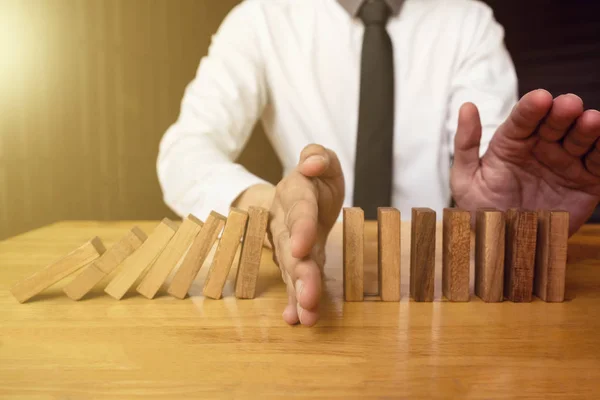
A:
[[535, 210, 569, 302], [160, 218, 179, 232], [187, 214, 204, 227], [343, 208, 364, 302], [235, 207, 270, 299], [504, 210, 538, 302], [475, 209, 505, 302], [209, 210, 228, 222], [442, 209, 470, 302], [130, 226, 148, 242], [90, 237, 107, 256], [378, 208, 401, 302], [410, 208, 436, 302]]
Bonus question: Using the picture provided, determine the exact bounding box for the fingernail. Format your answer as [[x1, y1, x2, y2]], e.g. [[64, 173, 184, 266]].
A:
[[304, 155, 326, 165], [295, 280, 305, 297], [297, 303, 304, 323]]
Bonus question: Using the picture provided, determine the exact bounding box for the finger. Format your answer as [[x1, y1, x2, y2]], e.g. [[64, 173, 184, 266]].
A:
[[538, 94, 584, 142], [453, 102, 482, 180], [497, 89, 553, 140], [297, 144, 345, 181], [283, 273, 299, 325], [294, 258, 322, 311], [278, 176, 319, 258], [585, 136, 600, 177], [297, 303, 319, 327], [270, 215, 300, 325], [532, 139, 582, 180], [563, 109, 600, 157]]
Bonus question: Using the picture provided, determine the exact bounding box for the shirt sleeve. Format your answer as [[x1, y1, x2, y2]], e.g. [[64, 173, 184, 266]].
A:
[[446, 1, 519, 157], [157, 2, 270, 220]]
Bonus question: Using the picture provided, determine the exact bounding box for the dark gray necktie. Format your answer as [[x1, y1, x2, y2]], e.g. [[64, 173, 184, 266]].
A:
[[353, 0, 394, 220]]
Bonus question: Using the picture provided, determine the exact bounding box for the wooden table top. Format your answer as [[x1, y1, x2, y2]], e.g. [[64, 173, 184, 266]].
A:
[[1, 220, 600, 399]]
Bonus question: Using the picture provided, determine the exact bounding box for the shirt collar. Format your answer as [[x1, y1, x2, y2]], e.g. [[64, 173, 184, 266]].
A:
[[337, 0, 404, 17]]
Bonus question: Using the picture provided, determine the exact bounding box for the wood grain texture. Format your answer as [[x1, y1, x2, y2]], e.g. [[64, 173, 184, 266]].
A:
[[63, 227, 147, 300], [203, 208, 248, 300], [2, 220, 600, 399], [136, 215, 203, 299], [442, 208, 470, 302], [10, 237, 105, 303], [104, 219, 177, 300], [377, 208, 401, 302], [343, 208, 364, 302], [504, 209, 538, 302], [168, 212, 226, 299], [475, 209, 505, 302], [410, 208, 436, 302], [235, 207, 270, 299], [535, 210, 569, 302]]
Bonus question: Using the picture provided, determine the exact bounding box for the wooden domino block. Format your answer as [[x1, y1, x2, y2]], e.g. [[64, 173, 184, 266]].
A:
[[137, 215, 204, 299], [475, 209, 505, 302], [235, 206, 270, 299], [11, 237, 106, 303], [104, 219, 178, 300], [63, 227, 147, 300], [504, 209, 538, 302], [343, 207, 364, 302], [203, 208, 249, 299], [410, 208, 436, 302], [534, 210, 569, 302], [377, 207, 401, 302], [168, 211, 226, 299], [442, 208, 470, 302]]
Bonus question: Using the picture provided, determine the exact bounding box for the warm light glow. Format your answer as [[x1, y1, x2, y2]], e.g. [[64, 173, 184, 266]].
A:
[[0, 2, 35, 93]]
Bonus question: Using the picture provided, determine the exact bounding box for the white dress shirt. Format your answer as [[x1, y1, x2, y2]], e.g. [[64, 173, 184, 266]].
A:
[[158, 0, 518, 220]]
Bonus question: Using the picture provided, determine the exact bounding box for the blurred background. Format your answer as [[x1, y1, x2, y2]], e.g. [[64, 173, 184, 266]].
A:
[[0, 0, 599, 240]]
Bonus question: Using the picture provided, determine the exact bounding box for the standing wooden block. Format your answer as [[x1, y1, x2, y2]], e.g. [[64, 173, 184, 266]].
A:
[[377, 208, 401, 302], [442, 208, 471, 302], [343, 207, 364, 302], [504, 209, 538, 302], [534, 210, 569, 302], [11, 237, 106, 303], [475, 209, 505, 302], [104, 219, 178, 300], [137, 215, 204, 299], [63, 227, 147, 300], [235, 206, 270, 299], [203, 208, 249, 299], [168, 211, 226, 299], [410, 208, 436, 302]]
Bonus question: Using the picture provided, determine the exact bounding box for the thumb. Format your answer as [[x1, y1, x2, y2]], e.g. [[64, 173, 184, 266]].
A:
[[453, 102, 482, 180]]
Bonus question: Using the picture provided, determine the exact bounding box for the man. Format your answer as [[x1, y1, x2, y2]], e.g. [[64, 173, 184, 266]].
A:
[[158, 0, 600, 326]]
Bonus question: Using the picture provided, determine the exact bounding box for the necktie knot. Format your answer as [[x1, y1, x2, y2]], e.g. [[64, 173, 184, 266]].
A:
[[358, 0, 391, 26]]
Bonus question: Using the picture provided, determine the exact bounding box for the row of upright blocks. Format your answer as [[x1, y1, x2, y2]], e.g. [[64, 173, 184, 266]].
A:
[[11, 207, 270, 303], [343, 207, 569, 303]]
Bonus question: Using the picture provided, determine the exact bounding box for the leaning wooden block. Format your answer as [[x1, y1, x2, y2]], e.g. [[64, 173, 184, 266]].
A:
[[168, 211, 226, 299], [410, 208, 436, 302], [378, 207, 401, 302], [475, 209, 505, 302], [442, 208, 470, 302], [203, 208, 249, 299], [104, 219, 178, 300], [504, 209, 538, 302], [11, 237, 106, 303], [344, 207, 364, 302], [534, 210, 569, 302], [235, 206, 270, 299], [137, 215, 204, 299], [63, 227, 147, 300]]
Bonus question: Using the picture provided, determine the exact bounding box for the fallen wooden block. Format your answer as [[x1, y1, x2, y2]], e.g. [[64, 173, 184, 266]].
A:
[[168, 211, 226, 299], [410, 208, 436, 302], [235, 206, 270, 299], [475, 209, 505, 302], [442, 208, 470, 302], [11, 237, 106, 303], [136, 215, 204, 299], [535, 210, 569, 302], [378, 207, 401, 302], [504, 209, 538, 302], [104, 219, 178, 300], [343, 207, 364, 302], [203, 208, 249, 299], [63, 227, 147, 300]]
